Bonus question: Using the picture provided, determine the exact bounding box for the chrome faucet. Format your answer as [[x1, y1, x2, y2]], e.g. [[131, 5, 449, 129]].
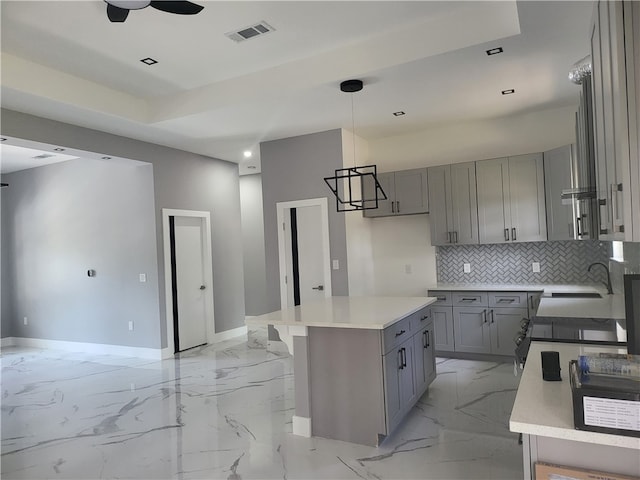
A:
[[587, 262, 613, 295]]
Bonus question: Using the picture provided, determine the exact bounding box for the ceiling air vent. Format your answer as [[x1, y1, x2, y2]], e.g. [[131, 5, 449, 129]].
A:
[[225, 21, 275, 43], [32, 154, 55, 160]]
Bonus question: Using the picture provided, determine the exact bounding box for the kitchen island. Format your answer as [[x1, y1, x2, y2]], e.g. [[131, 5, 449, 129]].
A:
[[246, 296, 437, 446], [510, 341, 640, 480]]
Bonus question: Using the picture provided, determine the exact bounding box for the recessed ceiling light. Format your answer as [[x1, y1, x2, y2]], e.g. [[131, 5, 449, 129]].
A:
[[243, 150, 252, 158], [101, 156, 112, 160], [486, 47, 503, 56], [393, 111, 406, 117], [140, 57, 158, 65], [54, 148, 65, 152], [501, 89, 515, 95]]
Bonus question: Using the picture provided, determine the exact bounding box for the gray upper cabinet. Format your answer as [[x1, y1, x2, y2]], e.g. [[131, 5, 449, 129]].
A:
[[427, 162, 478, 246], [477, 154, 547, 244], [364, 168, 428, 218], [590, 1, 640, 241], [544, 145, 576, 241]]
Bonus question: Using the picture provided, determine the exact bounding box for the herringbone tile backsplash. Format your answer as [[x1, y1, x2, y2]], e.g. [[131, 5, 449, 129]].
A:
[[437, 241, 611, 284]]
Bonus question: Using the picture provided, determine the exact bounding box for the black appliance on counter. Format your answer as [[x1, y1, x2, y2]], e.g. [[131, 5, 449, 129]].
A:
[[625, 274, 640, 355]]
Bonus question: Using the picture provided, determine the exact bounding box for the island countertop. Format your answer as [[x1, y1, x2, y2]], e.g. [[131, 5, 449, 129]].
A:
[[509, 341, 640, 450], [245, 296, 436, 330]]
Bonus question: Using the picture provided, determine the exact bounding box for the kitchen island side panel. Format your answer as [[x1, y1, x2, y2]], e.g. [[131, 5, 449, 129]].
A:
[[308, 327, 386, 446]]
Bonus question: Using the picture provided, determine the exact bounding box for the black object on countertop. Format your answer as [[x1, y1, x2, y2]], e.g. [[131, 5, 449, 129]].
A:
[[541, 351, 562, 381]]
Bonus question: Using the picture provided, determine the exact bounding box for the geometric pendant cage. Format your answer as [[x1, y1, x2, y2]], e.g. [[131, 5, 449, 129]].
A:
[[324, 164, 387, 212]]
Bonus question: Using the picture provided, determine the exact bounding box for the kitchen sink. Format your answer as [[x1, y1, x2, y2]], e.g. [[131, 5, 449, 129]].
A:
[[550, 292, 602, 298]]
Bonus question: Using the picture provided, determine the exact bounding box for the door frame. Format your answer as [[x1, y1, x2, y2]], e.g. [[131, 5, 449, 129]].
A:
[[276, 198, 332, 309], [162, 209, 215, 353]]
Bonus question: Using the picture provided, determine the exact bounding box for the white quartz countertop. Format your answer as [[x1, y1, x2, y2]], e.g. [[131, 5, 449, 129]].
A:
[[427, 283, 603, 294], [246, 296, 436, 330], [509, 341, 640, 449], [537, 294, 626, 320]]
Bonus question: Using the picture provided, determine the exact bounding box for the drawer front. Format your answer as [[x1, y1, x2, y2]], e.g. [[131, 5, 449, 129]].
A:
[[409, 307, 432, 332], [382, 317, 412, 354], [452, 291, 488, 307], [488, 292, 528, 308], [427, 290, 452, 306]]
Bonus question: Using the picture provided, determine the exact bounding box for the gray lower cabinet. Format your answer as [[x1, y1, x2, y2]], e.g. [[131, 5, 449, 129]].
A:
[[429, 289, 537, 357], [382, 336, 417, 434], [307, 305, 436, 446], [489, 307, 528, 356], [453, 307, 491, 354], [413, 320, 436, 395]]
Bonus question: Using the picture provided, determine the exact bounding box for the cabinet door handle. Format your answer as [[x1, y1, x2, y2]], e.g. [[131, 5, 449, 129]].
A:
[[482, 309, 487, 324], [395, 329, 406, 337], [461, 297, 477, 303], [396, 201, 400, 213], [391, 201, 395, 213], [402, 347, 407, 368], [437, 296, 447, 301], [490, 309, 495, 324], [425, 330, 430, 348], [497, 298, 515, 304], [576, 217, 583, 237], [421, 314, 429, 321], [504, 228, 510, 241], [529, 296, 534, 310], [453, 231, 458, 244], [447, 231, 451, 243], [598, 198, 608, 234], [398, 348, 403, 370], [511, 227, 517, 241]]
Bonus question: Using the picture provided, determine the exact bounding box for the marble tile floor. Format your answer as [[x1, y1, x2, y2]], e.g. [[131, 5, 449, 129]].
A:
[[1, 329, 523, 479]]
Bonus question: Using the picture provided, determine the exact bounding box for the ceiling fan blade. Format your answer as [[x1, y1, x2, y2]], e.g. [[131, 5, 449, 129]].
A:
[[150, 1, 204, 15], [107, 4, 130, 22]]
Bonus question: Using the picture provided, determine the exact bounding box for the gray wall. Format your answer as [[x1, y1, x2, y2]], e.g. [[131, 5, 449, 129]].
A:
[[1, 109, 245, 346], [437, 240, 611, 285], [1, 159, 161, 346], [261, 129, 349, 313], [239, 174, 268, 316]]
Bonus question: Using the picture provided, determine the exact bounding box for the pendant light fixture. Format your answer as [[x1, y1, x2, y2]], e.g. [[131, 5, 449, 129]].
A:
[[324, 79, 387, 212]]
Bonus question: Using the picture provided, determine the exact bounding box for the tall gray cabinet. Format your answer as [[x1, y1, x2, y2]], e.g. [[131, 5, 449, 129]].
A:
[[427, 162, 479, 245], [476, 153, 547, 244]]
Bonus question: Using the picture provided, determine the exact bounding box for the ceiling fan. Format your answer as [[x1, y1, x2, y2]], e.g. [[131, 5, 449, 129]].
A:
[[104, 1, 204, 23]]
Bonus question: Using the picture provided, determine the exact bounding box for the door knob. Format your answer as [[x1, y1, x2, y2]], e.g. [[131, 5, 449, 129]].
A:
[[199, 285, 206, 290], [312, 285, 324, 291]]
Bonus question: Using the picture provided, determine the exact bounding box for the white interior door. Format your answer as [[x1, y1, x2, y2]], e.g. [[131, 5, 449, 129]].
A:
[[295, 205, 326, 304], [174, 216, 208, 351]]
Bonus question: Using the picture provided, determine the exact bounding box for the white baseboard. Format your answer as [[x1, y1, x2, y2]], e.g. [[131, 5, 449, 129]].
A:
[[211, 325, 247, 343], [2, 326, 248, 360], [292, 415, 312, 437], [4, 337, 163, 359]]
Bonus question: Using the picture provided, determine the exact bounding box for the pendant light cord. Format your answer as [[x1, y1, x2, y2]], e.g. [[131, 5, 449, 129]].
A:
[[351, 93, 357, 167]]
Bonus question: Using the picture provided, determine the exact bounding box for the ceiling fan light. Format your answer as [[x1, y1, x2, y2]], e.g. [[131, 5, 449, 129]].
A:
[[106, 0, 150, 10]]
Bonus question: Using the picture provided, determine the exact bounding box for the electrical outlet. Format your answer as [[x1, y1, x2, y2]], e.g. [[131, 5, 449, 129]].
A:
[[463, 263, 471, 273], [128, 321, 134, 331], [332, 259, 339, 270], [23, 316, 28, 326], [532, 262, 541, 273], [405, 264, 412, 274]]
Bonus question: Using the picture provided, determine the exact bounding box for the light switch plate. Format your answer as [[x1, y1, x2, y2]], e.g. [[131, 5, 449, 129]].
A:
[[332, 260, 339, 270], [139, 273, 147, 283], [128, 321, 134, 331], [463, 263, 471, 273], [23, 316, 28, 326], [532, 262, 541, 273]]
